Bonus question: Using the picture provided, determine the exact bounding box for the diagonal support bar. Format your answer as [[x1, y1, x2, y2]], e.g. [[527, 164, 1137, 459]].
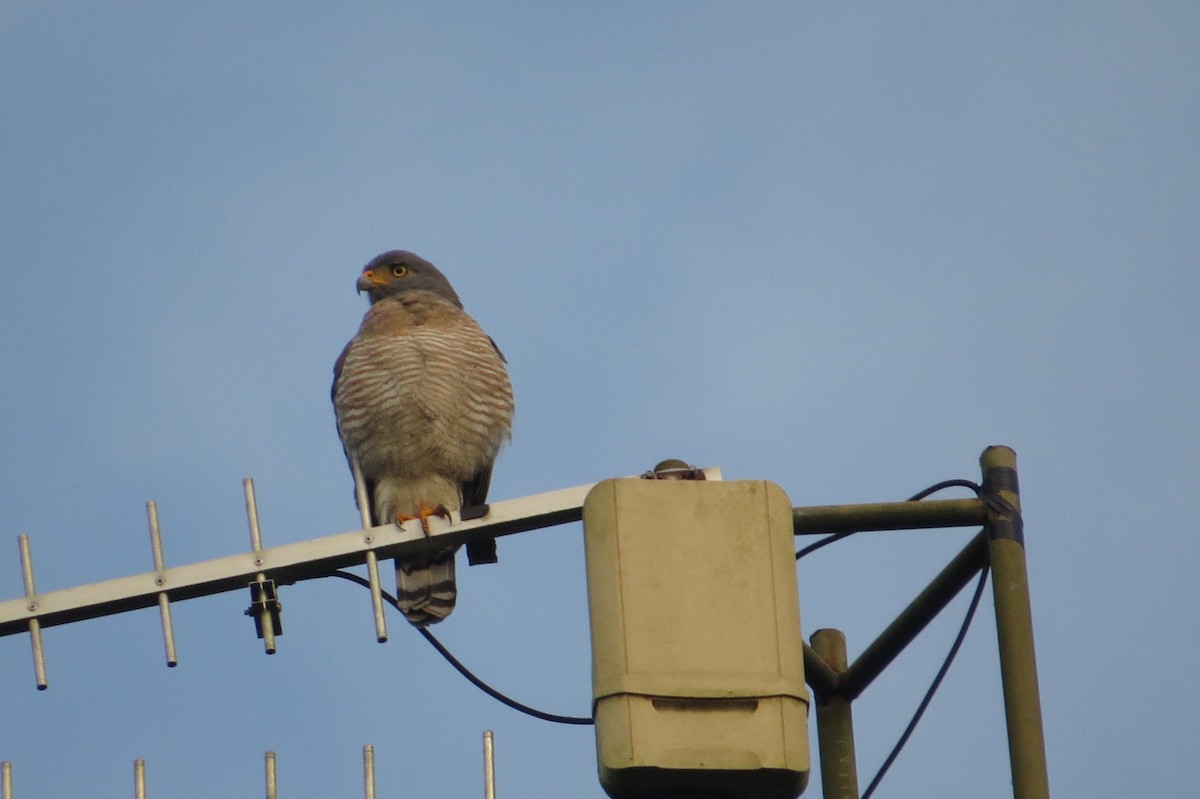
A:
[[802, 640, 840, 697], [840, 531, 989, 700]]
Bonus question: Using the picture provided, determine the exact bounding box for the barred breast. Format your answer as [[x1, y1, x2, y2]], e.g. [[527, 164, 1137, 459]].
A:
[[333, 291, 514, 501]]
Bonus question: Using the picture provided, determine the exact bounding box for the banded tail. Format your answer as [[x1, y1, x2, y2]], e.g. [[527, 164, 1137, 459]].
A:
[[395, 550, 457, 626]]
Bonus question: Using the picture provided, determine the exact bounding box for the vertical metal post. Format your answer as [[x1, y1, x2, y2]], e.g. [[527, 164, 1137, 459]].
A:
[[244, 478, 277, 654], [2, 760, 13, 799], [363, 745, 376, 799], [146, 501, 178, 667], [980, 446, 1050, 799], [483, 730, 496, 799], [811, 629, 858, 799], [352, 460, 389, 644], [265, 751, 278, 799], [17, 535, 47, 690], [134, 758, 146, 799]]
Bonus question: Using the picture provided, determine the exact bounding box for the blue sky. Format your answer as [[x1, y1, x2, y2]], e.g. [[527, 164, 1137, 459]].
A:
[[2, 3, 1197, 797]]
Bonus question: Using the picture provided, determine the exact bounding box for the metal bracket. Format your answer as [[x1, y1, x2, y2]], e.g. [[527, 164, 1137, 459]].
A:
[[641, 458, 709, 481], [245, 577, 283, 642], [463, 504, 499, 566]]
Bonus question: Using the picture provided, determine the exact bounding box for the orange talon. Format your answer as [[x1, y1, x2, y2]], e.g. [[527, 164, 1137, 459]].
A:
[[396, 502, 452, 538]]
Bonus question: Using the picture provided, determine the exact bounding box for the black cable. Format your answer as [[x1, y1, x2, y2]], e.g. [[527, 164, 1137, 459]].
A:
[[905, 478, 983, 502], [860, 562, 990, 799], [794, 529, 855, 560], [793, 476, 988, 796], [321, 570, 594, 725], [795, 479, 982, 560]]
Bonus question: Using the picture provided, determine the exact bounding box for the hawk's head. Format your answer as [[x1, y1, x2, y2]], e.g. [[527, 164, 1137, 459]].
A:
[[356, 250, 464, 308]]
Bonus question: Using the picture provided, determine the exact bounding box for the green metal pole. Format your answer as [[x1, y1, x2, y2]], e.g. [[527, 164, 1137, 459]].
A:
[[811, 629, 859, 799], [793, 498, 985, 535], [803, 641, 840, 697], [981, 446, 1050, 799]]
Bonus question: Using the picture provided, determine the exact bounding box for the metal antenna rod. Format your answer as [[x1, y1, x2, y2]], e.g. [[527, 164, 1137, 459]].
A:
[[244, 479, 277, 654], [17, 535, 47, 690], [2, 760, 13, 799], [245, 477, 266, 553], [146, 502, 178, 667], [483, 730, 496, 799], [134, 759, 146, 799], [265, 751, 277, 799], [352, 460, 389, 644], [363, 745, 376, 799], [351, 460, 372, 530], [363, 548, 387, 643]]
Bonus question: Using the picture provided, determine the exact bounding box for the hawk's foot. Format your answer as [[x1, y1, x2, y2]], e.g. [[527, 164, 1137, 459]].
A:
[[396, 502, 452, 538]]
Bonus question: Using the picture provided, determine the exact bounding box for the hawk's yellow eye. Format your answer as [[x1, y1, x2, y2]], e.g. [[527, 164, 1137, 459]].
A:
[[392, 265, 409, 277]]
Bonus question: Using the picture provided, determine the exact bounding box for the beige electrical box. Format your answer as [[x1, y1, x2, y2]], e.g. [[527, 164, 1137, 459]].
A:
[[582, 478, 810, 799]]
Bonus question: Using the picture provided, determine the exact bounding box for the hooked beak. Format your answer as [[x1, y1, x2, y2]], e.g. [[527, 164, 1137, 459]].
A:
[[356, 269, 388, 294]]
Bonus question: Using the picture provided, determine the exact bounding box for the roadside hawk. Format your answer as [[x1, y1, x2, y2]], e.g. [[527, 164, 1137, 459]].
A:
[[332, 250, 514, 626]]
